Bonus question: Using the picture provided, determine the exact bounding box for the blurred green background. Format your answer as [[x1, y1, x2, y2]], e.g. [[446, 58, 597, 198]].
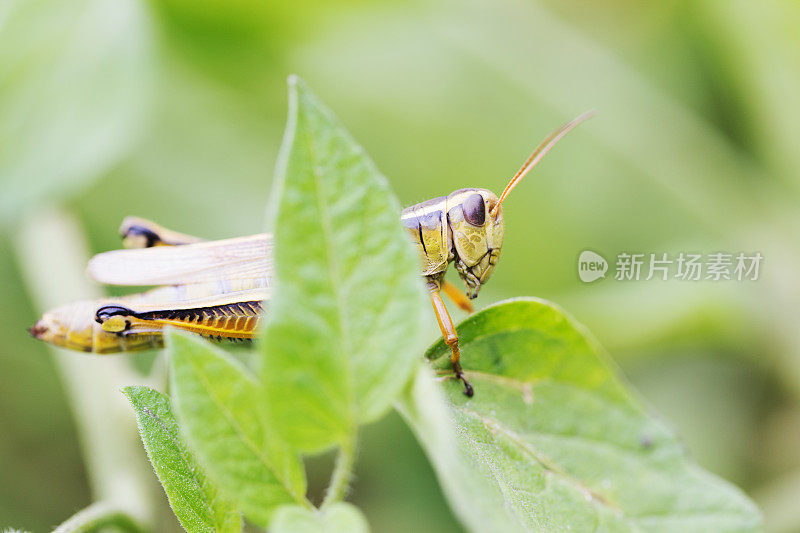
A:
[[3, 0, 800, 531]]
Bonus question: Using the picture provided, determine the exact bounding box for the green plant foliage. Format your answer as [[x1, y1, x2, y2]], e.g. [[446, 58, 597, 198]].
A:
[[37, 78, 764, 533], [0, 0, 152, 226], [123, 386, 241, 533], [167, 331, 308, 527], [270, 503, 369, 533], [399, 298, 762, 532], [259, 76, 427, 452]]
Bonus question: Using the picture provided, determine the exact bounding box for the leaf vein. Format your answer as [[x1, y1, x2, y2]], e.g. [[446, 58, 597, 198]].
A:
[[183, 353, 298, 500]]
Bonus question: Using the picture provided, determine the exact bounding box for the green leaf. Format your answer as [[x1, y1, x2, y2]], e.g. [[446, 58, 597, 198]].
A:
[[399, 298, 762, 532], [167, 331, 308, 527], [260, 76, 427, 451], [270, 503, 369, 533], [123, 386, 241, 533], [0, 0, 152, 226]]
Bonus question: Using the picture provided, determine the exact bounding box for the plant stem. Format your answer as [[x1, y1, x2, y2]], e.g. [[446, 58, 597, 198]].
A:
[[52, 501, 145, 533], [14, 209, 157, 525], [322, 437, 357, 509]]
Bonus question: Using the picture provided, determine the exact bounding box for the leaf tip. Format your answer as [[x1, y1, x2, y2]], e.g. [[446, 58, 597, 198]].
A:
[[286, 75, 317, 108], [287, 73, 301, 88], [287, 74, 311, 97]]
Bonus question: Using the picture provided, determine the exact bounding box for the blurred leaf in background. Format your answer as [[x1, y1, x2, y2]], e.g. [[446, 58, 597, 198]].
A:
[[0, 0, 153, 528], [0, 0, 153, 226]]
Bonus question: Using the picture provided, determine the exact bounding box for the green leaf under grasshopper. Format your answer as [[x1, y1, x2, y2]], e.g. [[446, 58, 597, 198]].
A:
[[399, 298, 762, 532]]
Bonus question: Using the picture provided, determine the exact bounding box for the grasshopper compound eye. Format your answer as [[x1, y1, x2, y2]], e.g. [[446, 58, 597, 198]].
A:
[[462, 193, 486, 226]]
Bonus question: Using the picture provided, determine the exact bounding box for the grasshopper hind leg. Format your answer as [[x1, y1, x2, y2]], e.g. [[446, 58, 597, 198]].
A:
[[427, 280, 474, 397], [119, 216, 203, 248]]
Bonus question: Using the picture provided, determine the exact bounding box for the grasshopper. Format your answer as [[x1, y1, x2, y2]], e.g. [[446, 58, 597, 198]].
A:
[[30, 112, 593, 395]]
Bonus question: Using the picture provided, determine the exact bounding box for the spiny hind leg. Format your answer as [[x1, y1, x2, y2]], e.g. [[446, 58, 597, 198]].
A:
[[119, 216, 203, 248], [427, 280, 473, 397]]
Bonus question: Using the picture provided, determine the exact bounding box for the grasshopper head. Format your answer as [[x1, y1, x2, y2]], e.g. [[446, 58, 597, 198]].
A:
[[445, 110, 596, 298], [447, 188, 504, 299]]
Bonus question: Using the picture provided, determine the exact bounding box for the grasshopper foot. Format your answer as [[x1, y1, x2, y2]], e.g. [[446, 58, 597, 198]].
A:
[[452, 360, 474, 397]]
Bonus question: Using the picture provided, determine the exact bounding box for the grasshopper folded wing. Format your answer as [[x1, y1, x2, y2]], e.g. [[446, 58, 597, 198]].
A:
[[87, 233, 272, 286]]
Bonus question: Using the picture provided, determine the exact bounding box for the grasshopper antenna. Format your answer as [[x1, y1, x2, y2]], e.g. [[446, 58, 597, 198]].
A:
[[491, 110, 596, 216]]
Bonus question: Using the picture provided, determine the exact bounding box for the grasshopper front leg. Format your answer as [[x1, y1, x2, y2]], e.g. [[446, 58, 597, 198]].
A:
[[441, 280, 474, 313], [427, 280, 474, 397]]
